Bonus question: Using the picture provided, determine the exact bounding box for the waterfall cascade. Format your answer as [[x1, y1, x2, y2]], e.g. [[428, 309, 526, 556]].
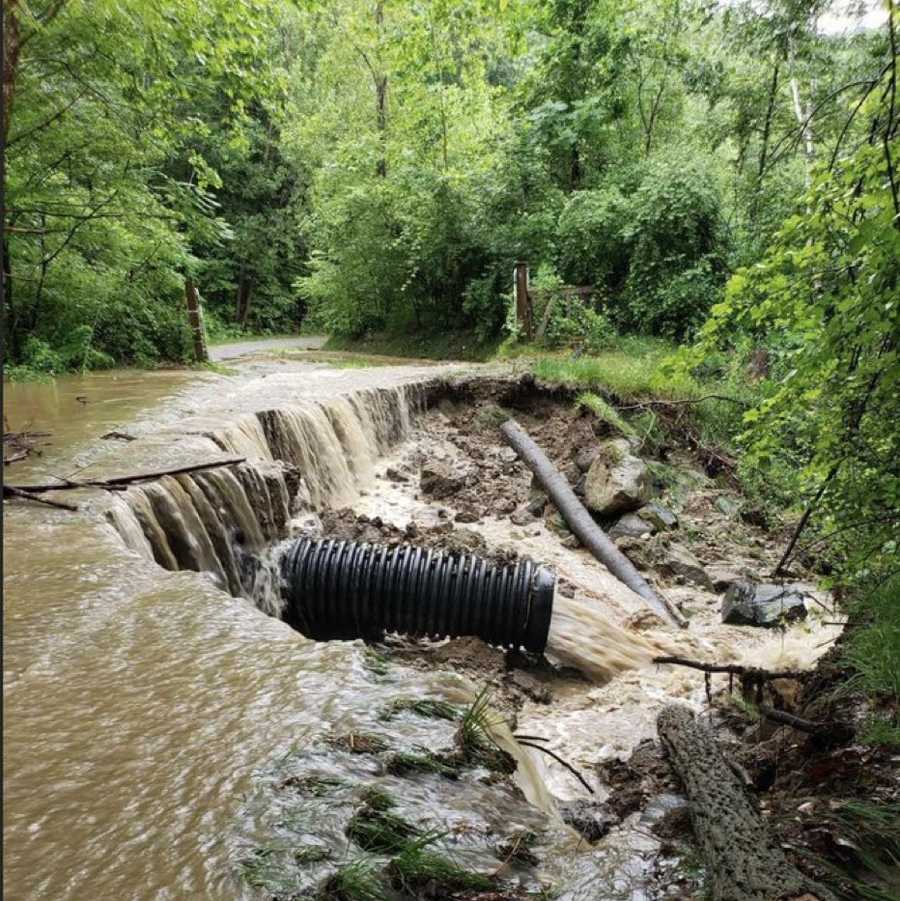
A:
[[107, 385, 424, 612]]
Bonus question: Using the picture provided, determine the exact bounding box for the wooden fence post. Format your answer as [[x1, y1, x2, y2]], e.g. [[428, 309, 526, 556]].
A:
[[184, 278, 209, 363], [514, 261, 532, 339]]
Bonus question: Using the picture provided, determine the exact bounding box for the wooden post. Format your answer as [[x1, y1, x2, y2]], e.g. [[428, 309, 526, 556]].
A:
[[184, 278, 209, 363], [514, 261, 531, 339]]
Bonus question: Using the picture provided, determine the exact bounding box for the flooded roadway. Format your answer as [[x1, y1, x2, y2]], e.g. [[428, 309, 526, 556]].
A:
[[3, 355, 461, 900]]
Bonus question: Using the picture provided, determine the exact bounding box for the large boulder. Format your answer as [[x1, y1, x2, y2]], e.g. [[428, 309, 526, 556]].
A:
[[721, 581, 809, 627], [583, 439, 653, 516], [643, 501, 678, 531], [609, 513, 652, 540], [660, 543, 712, 589]]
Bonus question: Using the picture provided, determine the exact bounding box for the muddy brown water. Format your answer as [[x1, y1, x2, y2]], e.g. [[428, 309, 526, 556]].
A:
[[3, 359, 841, 900]]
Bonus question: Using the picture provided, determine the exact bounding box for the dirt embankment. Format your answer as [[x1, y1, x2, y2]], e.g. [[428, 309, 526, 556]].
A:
[[306, 375, 896, 897]]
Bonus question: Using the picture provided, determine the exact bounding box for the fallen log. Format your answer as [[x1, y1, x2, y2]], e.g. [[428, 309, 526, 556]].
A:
[[500, 418, 687, 628], [3, 485, 79, 511], [5, 457, 246, 495], [657, 704, 837, 901]]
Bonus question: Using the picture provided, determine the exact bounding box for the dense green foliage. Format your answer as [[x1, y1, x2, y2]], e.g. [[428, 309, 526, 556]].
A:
[[5, 0, 890, 365]]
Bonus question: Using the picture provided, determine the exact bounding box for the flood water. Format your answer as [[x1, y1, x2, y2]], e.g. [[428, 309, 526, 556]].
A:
[[3, 357, 841, 900]]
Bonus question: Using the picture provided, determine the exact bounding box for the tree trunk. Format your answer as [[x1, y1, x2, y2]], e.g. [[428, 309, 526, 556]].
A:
[[657, 705, 837, 901], [375, 1, 387, 177], [235, 264, 252, 326], [184, 278, 209, 363], [500, 418, 687, 628]]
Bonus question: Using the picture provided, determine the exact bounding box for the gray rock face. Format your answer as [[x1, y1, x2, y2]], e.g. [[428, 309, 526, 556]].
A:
[[643, 501, 678, 531], [722, 581, 809, 627], [584, 439, 653, 516], [661, 543, 712, 589], [609, 513, 652, 540]]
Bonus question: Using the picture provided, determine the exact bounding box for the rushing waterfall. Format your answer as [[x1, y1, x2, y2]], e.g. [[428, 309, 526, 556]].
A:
[[109, 384, 423, 611]]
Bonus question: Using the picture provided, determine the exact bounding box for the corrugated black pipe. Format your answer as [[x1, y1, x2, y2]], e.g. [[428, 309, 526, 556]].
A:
[[280, 537, 556, 652]]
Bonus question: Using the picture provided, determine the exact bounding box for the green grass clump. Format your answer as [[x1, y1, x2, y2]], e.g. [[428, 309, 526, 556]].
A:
[[844, 578, 900, 747], [319, 856, 388, 901], [456, 687, 516, 774], [378, 698, 460, 723], [384, 749, 459, 778], [529, 342, 688, 401], [346, 800, 419, 854], [576, 392, 637, 441], [388, 833, 495, 896], [238, 847, 295, 892], [362, 647, 392, 678]]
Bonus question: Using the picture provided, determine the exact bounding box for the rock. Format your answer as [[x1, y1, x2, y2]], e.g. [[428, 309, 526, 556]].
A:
[[507, 670, 552, 704], [573, 473, 586, 497], [510, 506, 535, 527], [715, 495, 741, 517], [420, 461, 464, 499], [526, 491, 548, 516], [547, 511, 571, 537], [384, 466, 409, 483], [643, 501, 678, 531], [558, 801, 616, 843], [583, 439, 653, 516], [661, 543, 712, 589], [574, 445, 600, 473], [609, 513, 652, 540], [721, 581, 809, 627], [705, 564, 745, 592], [562, 461, 581, 486]]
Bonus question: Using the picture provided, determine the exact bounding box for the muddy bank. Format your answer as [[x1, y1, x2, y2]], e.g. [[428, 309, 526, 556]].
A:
[[246, 375, 850, 898]]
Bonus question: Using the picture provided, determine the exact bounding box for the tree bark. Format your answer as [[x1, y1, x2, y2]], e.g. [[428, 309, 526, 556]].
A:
[[657, 704, 837, 901], [500, 418, 687, 628], [184, 278, 209, 363], [235, 264, 252, 326]]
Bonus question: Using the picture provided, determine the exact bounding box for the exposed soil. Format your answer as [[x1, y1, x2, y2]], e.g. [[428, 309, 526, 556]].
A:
[[294, 375, 895, 898]]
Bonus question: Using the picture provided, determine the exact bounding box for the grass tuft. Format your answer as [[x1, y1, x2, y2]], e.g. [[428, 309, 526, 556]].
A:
[[384, 749, 460, 778], [346, 802, 419, 854], [319, 855, 388, 901], [378, 698, 460, 723], [576, 392, 637, 441], [387, 832, 495, 896], [457, 687, 516, 774]]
